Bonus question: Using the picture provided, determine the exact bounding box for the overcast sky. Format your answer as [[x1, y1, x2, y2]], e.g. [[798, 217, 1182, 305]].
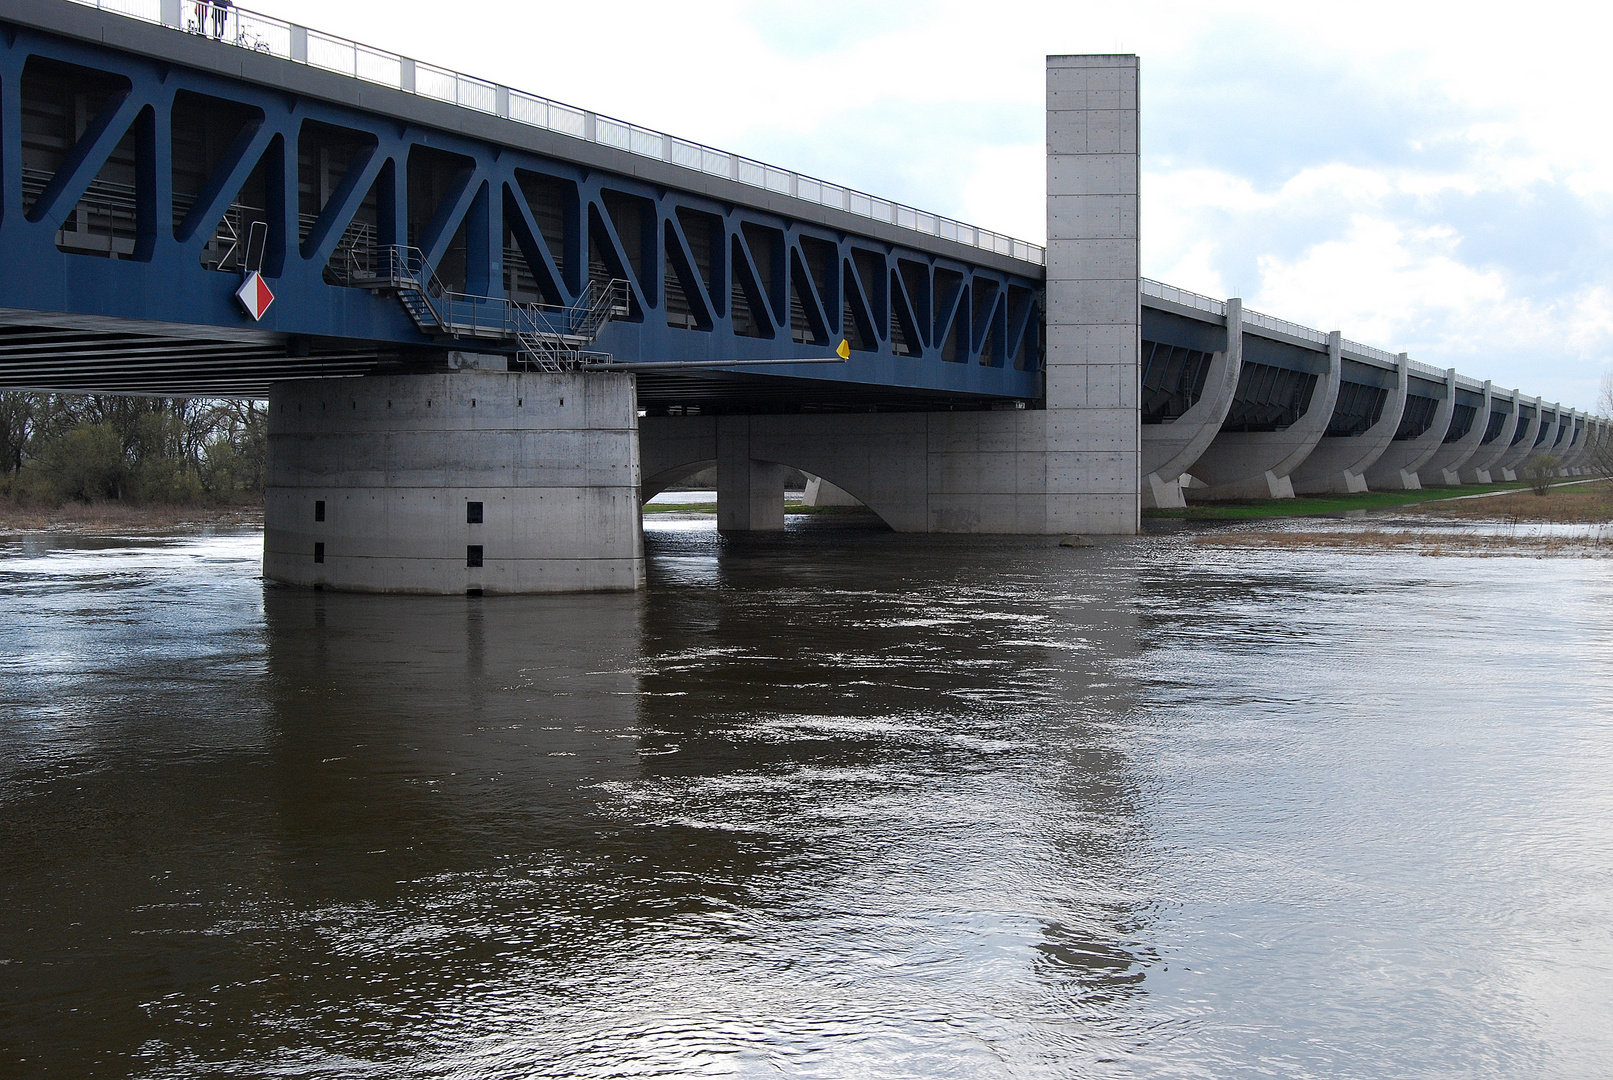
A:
[[264, 0, 1613, 410]]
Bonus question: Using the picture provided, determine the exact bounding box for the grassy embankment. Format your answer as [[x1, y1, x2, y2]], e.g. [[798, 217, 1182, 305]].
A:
[[1188, 479, 1613, 556], [1144, 481, 1536, 520]]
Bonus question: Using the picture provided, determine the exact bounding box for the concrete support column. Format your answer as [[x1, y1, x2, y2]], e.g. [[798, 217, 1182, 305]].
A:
[[1536, 406, 1563, 471], [265, 371, 644, 594], [1460, 390, 1519, 484], [1561, 411, 1586, 473], [1495, 395, 1543, 481], [1141, 298, 1242, 509], [1364, 368, 1456, 490], [1045, 54, 1140, 534], [1422, 380, 1493, 485], [1189, 330, 1341, 500], [716, 416, 785, 532], [1291, 354, 1410, 494]]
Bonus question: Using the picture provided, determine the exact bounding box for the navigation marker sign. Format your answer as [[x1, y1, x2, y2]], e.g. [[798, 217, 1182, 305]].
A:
[[236, 271, 275, 321]]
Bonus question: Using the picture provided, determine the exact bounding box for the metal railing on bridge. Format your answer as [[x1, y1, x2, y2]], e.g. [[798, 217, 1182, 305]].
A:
[[64, 0, 1047, 267], [1141, 278, 1226, 317]]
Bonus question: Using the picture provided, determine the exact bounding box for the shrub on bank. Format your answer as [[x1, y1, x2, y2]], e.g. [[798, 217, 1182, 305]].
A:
[[1523, 452, 1563, 496], [0, 392, 266, 508]]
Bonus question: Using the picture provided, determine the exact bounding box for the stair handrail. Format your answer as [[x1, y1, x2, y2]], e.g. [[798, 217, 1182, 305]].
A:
[[369, 244, 627, 364], [378, 244, 450, 331]]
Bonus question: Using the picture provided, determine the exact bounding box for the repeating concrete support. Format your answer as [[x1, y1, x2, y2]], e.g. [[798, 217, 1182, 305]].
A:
[[1494, 396, 1543, 481], [1562, 411, 1588, 473], [716, 417, 786, 532], [1364, 369, 1456, 490], [265, 371, 645, 594], [1290, 354, 1409, 495], [1188, 331, 1341, 500], [1045, 54, 1142, 534], [1535, 406, 1564, 471], [1459, 390, 1519, 484], [1140, 299, 1243, 509], [1421, 380, 1493, 485], [1593, 420, 1610, 474]]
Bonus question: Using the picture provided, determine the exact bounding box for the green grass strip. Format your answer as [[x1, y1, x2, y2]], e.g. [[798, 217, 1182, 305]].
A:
[[1144, 482, 1535, 520]]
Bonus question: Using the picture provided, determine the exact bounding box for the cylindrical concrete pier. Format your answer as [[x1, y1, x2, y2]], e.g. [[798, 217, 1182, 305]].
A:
[[265, 371, 644, 594]]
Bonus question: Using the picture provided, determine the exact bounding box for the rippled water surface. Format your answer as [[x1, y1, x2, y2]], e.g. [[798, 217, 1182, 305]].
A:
[[3, 519, 1612, 1078]]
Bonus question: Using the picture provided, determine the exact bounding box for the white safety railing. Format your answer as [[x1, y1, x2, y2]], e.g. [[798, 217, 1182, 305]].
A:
[[1141, 278, 1225, 317], [1241, 306, 1330, 347], [1341, 340, 1399, 366], [65, 0, 1047, 266], [1406, 359, 1449, 381]]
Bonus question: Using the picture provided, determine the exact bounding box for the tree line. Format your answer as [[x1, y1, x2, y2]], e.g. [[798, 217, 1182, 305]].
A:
[[0, 392, 265, 505]]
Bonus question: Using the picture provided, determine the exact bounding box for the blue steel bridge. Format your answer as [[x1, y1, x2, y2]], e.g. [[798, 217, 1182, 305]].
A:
[[0, 0, 1046, 409]]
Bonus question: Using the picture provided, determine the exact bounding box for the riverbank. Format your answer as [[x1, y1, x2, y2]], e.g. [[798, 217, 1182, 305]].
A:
[[1184, 479, 1613, 558], [1144, 481, 1536, 521], [0, 500, 263, 535]]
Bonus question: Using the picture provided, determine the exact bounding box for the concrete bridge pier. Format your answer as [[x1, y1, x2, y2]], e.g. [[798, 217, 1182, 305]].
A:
[[264, 371, 645, 594], [1188, 331, 1341, 500], [1141, 300, 1243, 509], [1494, 397, 1544, 481], [1421, 381, 1494, 485], [716, 417, 786, 533], [1459, 391, 1519, 484], [1364, 369, 1456, 490], [1290, 354, 1409, 495], [1534, 406, 1564, 473]]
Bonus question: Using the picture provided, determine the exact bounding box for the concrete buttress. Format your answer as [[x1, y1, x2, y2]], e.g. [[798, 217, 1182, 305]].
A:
[[1290, 354, 1410, 495]]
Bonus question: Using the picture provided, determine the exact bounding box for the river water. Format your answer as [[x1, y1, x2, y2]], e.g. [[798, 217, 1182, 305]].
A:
[[2, 516, 1611, 1078]]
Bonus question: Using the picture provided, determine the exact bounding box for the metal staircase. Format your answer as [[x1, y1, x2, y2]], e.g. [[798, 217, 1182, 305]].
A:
[[349, 244, 629, 371]]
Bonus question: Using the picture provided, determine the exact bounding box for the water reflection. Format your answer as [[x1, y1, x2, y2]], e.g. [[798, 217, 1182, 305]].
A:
[[5, 522, 1610, 1077]]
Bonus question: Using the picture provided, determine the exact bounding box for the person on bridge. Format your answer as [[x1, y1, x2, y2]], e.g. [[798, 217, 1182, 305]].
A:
[[211, 0, 231, 39]]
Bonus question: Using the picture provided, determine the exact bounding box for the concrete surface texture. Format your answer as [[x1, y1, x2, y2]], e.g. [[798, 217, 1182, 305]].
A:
[[803, 476, 864, 507], [1044, 54, 1141, 534], [1493, 397, 1544, 481], [1289, 354, 1410, 496], [264, 371, 645, 594], [1460, 392, 1519, 484], [1364, 370, 1457, 490], [1188, 332, 1342, 500], [1140, 300, 1242, 509], [1420, 382, 1494, 485], [642, 411, 1064, 534]]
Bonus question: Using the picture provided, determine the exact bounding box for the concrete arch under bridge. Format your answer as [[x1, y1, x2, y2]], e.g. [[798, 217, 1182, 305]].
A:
[[640, 411, 1057, 534]]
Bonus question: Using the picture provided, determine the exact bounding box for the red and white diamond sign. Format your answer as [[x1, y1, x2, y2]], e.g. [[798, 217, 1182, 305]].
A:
[[236, 271, 275, 321]]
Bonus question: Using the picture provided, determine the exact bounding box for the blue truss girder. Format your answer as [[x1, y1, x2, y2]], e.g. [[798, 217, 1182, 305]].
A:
[[0, 22, 1044, 400]]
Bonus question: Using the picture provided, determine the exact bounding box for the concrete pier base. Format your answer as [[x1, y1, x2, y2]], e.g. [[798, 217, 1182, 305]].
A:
[[1141, 300, 1242, 511], [717, 417, 786, 533], [265, 371, 645, 594], [1144, 471, 1189, 509]]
